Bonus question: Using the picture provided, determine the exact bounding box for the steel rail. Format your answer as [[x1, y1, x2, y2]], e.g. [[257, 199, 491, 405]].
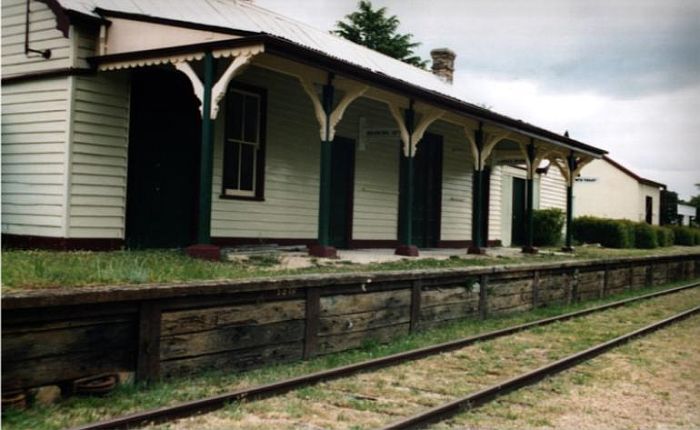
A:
[[70, 281, 700, 430], [381, 305, 700, 430]]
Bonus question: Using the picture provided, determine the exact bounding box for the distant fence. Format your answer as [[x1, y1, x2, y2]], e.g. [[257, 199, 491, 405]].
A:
[[3, 253, 699, 393]]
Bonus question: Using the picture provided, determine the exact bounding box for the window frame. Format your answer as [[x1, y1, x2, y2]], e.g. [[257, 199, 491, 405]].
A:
[[220, 82, 267, 201]]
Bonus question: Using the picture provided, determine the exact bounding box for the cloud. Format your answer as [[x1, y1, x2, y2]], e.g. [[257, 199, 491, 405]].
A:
[[256, 0, 699, 198]]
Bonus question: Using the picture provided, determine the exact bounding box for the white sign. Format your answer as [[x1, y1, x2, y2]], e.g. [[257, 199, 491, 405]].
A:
[[358, 117, 399, 151]]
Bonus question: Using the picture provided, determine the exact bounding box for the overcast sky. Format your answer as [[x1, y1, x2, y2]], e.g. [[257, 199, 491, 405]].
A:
[[258, 0, 699, 199]]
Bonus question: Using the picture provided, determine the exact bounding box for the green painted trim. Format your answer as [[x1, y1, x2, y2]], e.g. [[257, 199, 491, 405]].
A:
[[525, 142, 536, 248], [197, 52, 216, 244], [564, 151, 576, 249], [472, 125, 485, 248], [317, 78, 335, 247], [398, 103, 415, 245]]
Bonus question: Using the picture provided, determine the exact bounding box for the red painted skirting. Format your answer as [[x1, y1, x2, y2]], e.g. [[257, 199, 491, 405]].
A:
[[2, 234, 504, 252], [2, 234, 123, 251]]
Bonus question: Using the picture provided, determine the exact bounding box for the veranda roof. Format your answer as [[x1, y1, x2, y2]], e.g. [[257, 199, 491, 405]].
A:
[[50, 0, 607, 156]]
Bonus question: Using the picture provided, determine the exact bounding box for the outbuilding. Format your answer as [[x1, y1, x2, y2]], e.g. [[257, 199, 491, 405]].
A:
[[2, 0, 607, 257], [573, 156, 664, 225]]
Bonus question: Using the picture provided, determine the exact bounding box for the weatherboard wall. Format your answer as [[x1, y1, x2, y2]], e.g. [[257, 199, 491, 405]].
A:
[[1, 0, 72, 77], [1, 77, 71, 237], [67, 73, 131, 239]]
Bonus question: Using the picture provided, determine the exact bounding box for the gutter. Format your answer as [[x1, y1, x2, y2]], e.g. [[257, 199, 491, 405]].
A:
[[87, 34, 607, 157]]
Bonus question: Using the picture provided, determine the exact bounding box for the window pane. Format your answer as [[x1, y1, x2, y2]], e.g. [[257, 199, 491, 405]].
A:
[[223, 141, 240, 190], [228, 93, 244, 141], [243, 95, 259, 143], [240, 143, 255, 191]]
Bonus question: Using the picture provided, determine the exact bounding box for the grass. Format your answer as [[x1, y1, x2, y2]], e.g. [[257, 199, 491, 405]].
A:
[[441, 315, 700, 430], [144, 285, 700, 429], [3, 246, 698, 291], [1, 280, 696, 430]]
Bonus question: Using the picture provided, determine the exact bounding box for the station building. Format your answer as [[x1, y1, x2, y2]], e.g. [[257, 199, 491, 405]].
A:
[[1, 0, 607, 257]]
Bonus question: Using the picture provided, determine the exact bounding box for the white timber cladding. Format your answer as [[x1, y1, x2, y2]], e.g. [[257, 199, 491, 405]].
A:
[[498, 166, 526, 247], [1, 0, 72, 76], [638, 183, 661, 225], [212, 66, 321, 239], [1, 78, 70, 237], [539, 165, 567, 211], [100, 18, 236, 56], [495, 164, 563, 247], [573, 158, 661, 224], [336, 97, 400, 241], [488, 164, 502, 242], [67, 73, 131, 238], [428, 120, 472, 243]]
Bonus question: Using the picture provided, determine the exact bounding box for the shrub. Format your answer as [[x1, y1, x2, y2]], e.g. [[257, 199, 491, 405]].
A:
[[694, 228, 700, 245], [572, 216, 635, 248], [634, 223, 658, 249], [532, 208, 565, 246], [654, 226, 675, 247], [671, 226, 696, 246]]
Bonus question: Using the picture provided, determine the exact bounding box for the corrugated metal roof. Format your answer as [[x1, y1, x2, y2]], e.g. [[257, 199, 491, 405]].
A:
[[55, 0, 605, 155], [58, 0, 457, 94]]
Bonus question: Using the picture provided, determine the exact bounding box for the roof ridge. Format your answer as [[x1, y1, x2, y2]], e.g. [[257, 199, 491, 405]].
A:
[[226, 0, 449, 87]]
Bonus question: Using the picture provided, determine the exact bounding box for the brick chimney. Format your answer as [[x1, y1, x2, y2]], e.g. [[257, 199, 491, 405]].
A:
[[430, 48, 456, 84]]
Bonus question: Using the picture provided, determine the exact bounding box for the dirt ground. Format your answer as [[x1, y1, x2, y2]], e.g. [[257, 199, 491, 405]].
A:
[[439, 315, 700, 430]]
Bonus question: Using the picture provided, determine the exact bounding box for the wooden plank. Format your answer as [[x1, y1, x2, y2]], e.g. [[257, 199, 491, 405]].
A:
[[1, 313, 132, 335], [2, 321, 135, 362], [320, 289, 411, 316], [317, 323, 410, 355], [532, 270, 540, 308], [160, 342, 304, 378], [409, 280, 421, 333], [2, 347, 135, 392], [478, 274, 488, 320], [418, 301, 477, 324], [567, 270, 578, 305], [136, 302, 161, 383], [319, 306, 410, 336], [303, 288, 320, 359], [602, 265, 609, 298], [161, 300, 304, 336], [160, 320, 305, 361], [420, 286, 472, 307]]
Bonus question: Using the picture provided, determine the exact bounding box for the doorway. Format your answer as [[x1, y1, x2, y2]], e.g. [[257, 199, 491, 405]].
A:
[[125, 68, 201, 248], [645, 196, 653, 224], [402, 133, 443, 248], [511, 177, 527, 246], [328, 137, 356, 249]]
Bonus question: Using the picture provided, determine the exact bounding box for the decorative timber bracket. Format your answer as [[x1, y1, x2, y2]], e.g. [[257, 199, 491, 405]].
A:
[[549, 152, 594, 185], [97, 44, 264, 120], [464, 124, 510, 170], [388, 103, 444, 157], [174, 47, 262, 119], [299, 77, 369, 141], [518, 139, 548, 179]]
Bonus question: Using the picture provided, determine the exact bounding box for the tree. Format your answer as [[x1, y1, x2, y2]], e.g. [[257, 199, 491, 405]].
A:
[[334, 1, 428, 68]]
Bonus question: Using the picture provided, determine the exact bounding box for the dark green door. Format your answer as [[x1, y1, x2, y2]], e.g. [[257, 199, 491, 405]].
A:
[[407, 133, 443, 248], [511, 177, 526, 246], [126, 69, 201, 248], [328, 137, 355, 249]]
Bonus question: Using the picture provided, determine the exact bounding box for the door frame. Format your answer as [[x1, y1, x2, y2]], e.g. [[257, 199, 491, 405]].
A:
[[125, 68, 200, 249], [329, 136, 356, 249], [399, 132, 443, 248], [511, 176, 526, 246]]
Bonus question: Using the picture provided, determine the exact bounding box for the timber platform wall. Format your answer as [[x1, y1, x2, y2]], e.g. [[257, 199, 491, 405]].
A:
[[3, 253, 699, 393]]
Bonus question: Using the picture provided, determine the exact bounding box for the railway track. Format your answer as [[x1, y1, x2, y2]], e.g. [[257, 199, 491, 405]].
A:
[[71, 281, 700, 430]]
